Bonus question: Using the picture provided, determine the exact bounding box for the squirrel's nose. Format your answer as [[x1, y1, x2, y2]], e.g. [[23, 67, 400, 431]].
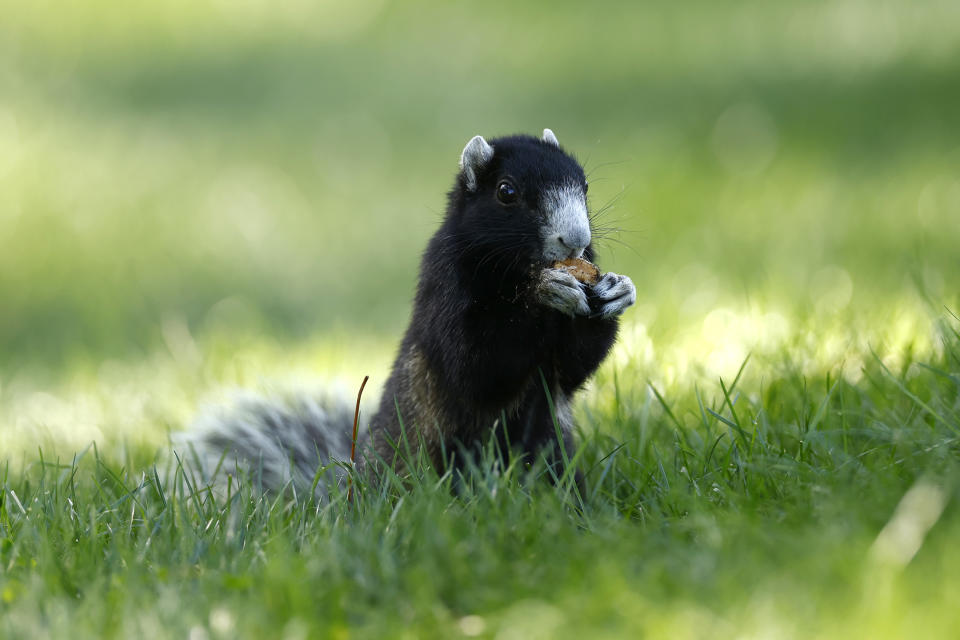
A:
[[558, 234, 589, 258]]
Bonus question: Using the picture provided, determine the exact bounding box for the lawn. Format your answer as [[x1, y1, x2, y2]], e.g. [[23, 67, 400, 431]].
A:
[[2, 1, 959, 638]]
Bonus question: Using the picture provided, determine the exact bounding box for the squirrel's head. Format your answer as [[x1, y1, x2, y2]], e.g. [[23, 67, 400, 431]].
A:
[[452, 129, 591, 268]]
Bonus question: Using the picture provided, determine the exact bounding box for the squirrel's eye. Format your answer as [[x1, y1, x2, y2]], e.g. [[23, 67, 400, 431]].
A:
[[496, 180, 518, 205], [584, 182, 589, 194]]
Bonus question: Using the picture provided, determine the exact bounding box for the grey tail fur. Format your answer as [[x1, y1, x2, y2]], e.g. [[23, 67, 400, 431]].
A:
[[172, 390, 357, 497]]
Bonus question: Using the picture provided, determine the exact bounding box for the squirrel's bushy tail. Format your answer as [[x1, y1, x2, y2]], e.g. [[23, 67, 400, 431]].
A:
[[173, 390, 357, 496]]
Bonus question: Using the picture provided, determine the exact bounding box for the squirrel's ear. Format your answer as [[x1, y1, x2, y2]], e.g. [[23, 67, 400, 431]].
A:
[[459, 135, 494, 192], [542, 128, 560, 147]]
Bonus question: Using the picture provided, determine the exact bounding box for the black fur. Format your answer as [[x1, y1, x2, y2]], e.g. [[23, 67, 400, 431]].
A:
[[364, 134, 619, 479]]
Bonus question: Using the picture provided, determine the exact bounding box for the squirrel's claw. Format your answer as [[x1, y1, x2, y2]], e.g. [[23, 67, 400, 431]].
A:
[[537, 269, 592, 317], [590, 272, 637, 319]]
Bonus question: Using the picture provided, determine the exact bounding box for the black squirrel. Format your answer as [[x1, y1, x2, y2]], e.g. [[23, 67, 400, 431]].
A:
[[181, 129, 636, 493]]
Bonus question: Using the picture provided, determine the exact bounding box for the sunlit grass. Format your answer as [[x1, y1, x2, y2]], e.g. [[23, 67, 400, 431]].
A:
[[1, 328, 395, 465], [2, 298, 949, 466], [2, 312, 958, 639]]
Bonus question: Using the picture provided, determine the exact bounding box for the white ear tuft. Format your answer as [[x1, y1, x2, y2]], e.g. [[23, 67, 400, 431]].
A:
[[459, 135, 495, 191], [542, 128, 560, 147]]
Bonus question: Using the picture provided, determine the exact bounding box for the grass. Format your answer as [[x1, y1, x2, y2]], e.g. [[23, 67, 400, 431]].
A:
[[2, 315, 959, 639], [2, 0, 960, 637]]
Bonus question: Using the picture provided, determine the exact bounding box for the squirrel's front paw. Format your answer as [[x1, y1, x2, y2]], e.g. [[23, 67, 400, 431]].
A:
[[537, 269, 591, 317], [590, 272, 636, 318]]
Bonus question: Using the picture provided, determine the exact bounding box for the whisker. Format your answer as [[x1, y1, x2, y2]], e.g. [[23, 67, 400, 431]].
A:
[[584, 158, 630, 180]]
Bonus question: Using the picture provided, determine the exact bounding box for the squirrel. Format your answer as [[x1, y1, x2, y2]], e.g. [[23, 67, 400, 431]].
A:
[[179, 129, 636, 494]]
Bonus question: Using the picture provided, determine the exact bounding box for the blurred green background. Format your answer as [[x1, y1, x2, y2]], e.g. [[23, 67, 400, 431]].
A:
[[1, 0, 958, 386]]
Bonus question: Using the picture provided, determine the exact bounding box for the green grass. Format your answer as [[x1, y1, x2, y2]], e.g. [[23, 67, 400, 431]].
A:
[[3, 0, 960, 637], [2, 317, 959, 639]]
